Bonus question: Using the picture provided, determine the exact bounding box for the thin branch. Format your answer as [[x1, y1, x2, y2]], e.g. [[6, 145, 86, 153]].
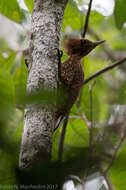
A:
[[69, 115, 82, 119], [100, 166, 114, 190], [83, 57, 126, 85], [81, 114, 91, 129], [89, 85, 93, 149], [82, 0, 93, 37], [69, 114, 91, 131], [82, 168, 89, 189], [104, 126, 126, 173], [76, 87, 83, 108], [58, 114, 69, 162], [78, 0, 93, 107]]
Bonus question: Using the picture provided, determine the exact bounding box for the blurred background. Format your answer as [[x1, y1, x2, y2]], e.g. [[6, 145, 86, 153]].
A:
[[0, 0, 126, 189]]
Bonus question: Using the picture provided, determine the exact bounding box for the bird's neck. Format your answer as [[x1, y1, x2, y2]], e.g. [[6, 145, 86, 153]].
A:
[[70, 55, 82, 64]]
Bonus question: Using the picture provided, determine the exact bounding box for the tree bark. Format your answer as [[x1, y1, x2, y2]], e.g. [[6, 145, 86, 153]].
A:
[[19, 0, 68, 170]]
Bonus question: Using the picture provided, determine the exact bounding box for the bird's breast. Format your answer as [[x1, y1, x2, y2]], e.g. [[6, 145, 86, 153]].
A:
[[70, 63, 84, 89], [61, 59, 84, 88]]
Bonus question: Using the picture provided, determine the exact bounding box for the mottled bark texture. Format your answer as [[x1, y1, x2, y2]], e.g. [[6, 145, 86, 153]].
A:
[[19, 0, 68, 170]]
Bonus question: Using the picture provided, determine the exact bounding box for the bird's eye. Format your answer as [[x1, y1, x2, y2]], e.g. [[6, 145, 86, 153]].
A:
[[81, 39, 86, 45]]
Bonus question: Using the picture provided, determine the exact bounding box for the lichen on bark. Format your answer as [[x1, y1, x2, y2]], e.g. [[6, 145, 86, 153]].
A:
[[19, 0, 68, 170]]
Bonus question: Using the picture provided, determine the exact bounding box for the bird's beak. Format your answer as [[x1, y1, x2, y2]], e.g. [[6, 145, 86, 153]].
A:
[[92, 40, 105, 47]]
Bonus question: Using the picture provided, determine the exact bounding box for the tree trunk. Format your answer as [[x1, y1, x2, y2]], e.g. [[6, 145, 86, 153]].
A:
[[19, 0, 68, 170]]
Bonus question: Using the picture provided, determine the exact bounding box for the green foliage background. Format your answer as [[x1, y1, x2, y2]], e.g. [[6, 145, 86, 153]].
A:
[[0, 0, 126, 189]]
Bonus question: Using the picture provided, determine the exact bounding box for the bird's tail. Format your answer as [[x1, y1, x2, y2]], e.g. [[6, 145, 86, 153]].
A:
[[54, 114, 65, 131]]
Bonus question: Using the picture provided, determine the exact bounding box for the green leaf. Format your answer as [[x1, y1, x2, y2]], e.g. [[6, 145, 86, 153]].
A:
[[63, 144, 89, 161], [52, 129, 61, 161], [0, 52, 17, 72], [0, 0, 22, 23], [0, 69, 15, 124], [62, 0, 82, 32], [116, 81, 126, 104], [110, 145, 126, 190], [64, 119, 89, 148], [90, 11, 104, 24], [24, 0, 34, 13], [0, 38, 12, 52], [13, 58, 27, 106], [52, 119, 89, 161], [114, 0, 126, 29]]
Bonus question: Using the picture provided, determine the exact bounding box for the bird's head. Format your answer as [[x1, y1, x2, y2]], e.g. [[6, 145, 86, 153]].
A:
[[65, 38, 105, 59]]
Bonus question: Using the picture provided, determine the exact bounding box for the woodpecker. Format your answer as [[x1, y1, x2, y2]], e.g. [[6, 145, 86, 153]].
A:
[[55, 38, 105, 130]]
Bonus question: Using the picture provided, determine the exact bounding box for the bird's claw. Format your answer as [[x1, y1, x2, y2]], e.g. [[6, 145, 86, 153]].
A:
[[57, 49, 63, 58]]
